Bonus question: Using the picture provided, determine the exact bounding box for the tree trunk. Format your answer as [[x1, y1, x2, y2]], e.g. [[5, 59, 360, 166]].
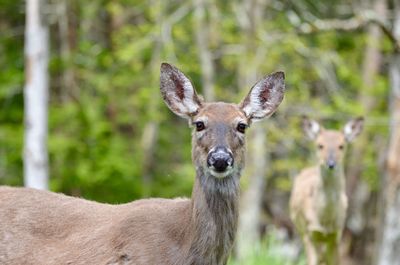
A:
[[236, 0, 268, 260], [24, 0, 49, 190], [378, 55, 400, 265], [140, 0, 163, 196], [57, 0, 75, 102], [377, 1, 400, 263], [193, 0, 215, 101], [237, 123, 267, 258], [344, 0, 386, 264]]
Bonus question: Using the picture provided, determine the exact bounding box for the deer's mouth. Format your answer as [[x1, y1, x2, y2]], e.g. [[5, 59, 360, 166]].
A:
[[207, 166, 235, 179]]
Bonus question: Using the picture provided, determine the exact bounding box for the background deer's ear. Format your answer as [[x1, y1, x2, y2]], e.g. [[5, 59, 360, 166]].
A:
[[239, 71, 285, 122], [160, 63, 203, 119], [302, 116, 321, 140], [343, 116, 364, 142]]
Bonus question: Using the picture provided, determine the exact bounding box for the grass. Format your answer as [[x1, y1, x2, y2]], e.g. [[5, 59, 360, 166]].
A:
[[228, 234, 306, 265]]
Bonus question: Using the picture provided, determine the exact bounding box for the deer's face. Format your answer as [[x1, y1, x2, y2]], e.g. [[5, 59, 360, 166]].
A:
[[302, 117, 364, 170], [160, 63, 285, 178], [315, 130, 346, 169], [190, 103, 248, 178]]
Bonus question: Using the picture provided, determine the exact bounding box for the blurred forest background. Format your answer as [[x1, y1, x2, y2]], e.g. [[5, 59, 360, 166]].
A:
[[1, 0, 400, 264]]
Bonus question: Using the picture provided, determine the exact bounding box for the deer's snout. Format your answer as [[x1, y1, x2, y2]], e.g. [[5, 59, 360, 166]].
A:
[[327, 159, 336, 169], [207, 146, 234, 173], [326, 152, 337, 169]]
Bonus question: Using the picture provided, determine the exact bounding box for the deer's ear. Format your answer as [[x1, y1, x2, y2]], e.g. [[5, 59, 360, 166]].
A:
[[239, 71, 285, 122], [302, 116, 321, 140], [160, 63, 203, 119], [343, 117, 364, 142]]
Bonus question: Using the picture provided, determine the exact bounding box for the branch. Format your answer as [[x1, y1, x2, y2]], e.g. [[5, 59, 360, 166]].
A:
[[294, 11, 400, 52]]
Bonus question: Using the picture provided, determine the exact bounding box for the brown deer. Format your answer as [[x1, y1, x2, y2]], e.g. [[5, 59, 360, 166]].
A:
[[289, 116, 364, 265], [0, 63, 285, 265]]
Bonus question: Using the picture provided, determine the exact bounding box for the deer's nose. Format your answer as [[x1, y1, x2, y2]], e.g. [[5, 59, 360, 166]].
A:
[[327, 159, 336, 169], [207, 146, 234, 172]]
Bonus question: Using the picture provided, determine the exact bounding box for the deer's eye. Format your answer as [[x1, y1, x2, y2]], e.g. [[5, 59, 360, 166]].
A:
[[237, 123, 247, 134], [339, 145, 344, 150], [194, 121, 205, 131], [318, 144, 324, 150]]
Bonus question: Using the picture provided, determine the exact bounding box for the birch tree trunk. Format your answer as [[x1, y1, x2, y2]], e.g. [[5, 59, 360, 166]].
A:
[[377, 2, 400, 264], [24, 0, 49, 190]]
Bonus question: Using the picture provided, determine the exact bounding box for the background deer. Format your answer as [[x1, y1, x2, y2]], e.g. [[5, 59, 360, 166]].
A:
[[0, 63, 285, 265], [289, 116, 364, 265]]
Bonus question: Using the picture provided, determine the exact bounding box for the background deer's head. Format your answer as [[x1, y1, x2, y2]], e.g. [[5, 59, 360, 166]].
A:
[[302, 116, 364, 170]]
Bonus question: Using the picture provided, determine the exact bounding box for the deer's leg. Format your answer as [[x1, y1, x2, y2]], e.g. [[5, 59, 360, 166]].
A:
[[313, 232, 339, 265], [326, 234, 340, 265], [303, 234, 319, 265]]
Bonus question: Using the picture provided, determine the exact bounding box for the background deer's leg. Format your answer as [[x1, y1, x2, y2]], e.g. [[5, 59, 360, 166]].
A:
[[303, 234, 319, 265]]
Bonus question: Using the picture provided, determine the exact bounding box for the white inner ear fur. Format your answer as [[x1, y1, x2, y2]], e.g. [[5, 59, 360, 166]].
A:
[[343, 123, 353, 136], [241, 75, 284, 121], [309, 120, 320, 136], [242, 88, 270, 118], [174, 79, 198, 114], [161, 70, 201, 118], [343, 120, 362, 142], [303, 119, 320, 140]]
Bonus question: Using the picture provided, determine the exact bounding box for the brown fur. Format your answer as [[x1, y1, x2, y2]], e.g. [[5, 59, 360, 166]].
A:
[[290, 117, 363, 265], [0, 63, 285, 265]]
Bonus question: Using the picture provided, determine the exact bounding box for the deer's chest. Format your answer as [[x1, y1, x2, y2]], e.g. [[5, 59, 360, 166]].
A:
[[313, 185, 347, 231]]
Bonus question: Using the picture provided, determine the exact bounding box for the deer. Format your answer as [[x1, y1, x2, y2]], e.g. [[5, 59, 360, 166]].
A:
[[289, 116, 364, 265], [0, 63, 285, 265]]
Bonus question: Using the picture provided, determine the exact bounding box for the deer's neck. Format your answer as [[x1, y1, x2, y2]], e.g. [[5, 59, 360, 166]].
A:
[[319, 165, 345, 202], [320, 165, 345, 187], [185, 168, 240, 265]]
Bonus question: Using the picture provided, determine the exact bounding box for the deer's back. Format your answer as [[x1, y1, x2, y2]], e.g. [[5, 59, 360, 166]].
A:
[[0, 186, 192, 265]]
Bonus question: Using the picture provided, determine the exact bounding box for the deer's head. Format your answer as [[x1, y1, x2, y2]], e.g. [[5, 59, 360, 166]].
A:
[[302, 116, 364, 170], [160, 63, 285, 179]]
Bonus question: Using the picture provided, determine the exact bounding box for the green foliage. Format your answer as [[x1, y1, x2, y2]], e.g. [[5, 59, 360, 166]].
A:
[[0, 0, 24, 186], [228, 235, 305, 265], [0, 0, 391, 261]]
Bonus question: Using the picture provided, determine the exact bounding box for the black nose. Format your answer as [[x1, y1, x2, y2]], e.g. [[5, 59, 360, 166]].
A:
[[327, 160, 336, 169], [207, 146, 234, 172]]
